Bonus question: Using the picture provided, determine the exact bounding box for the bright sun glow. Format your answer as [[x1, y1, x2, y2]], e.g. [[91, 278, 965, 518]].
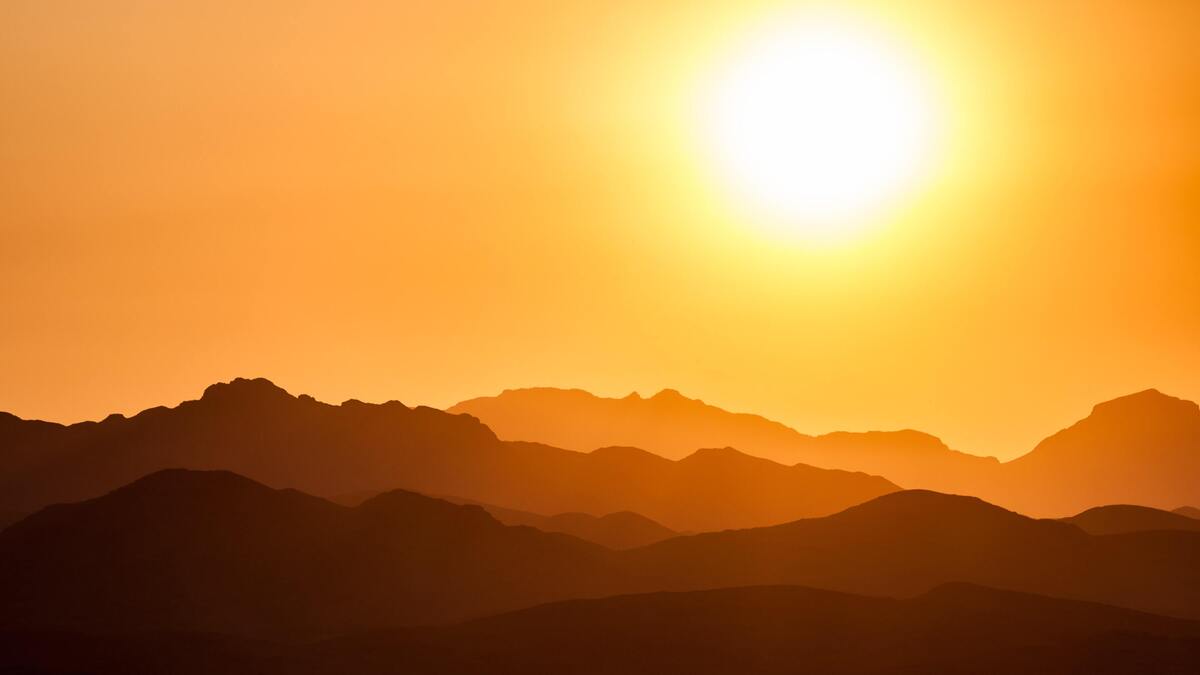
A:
[[703, 12, 941, 241]]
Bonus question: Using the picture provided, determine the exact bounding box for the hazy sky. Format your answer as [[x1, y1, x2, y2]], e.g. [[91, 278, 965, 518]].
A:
[[2, 0, 1197, 459]]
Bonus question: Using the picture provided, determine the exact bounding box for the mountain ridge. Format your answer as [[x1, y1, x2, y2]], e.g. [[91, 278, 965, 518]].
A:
[[0, 378, 897, 531]]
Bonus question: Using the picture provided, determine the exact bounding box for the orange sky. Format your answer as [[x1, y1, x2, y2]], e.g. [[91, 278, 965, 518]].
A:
[[2, 0, 1197, 459]]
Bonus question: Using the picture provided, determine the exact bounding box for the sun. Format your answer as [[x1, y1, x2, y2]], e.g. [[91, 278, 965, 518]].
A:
[[701, 12, 941, 241]]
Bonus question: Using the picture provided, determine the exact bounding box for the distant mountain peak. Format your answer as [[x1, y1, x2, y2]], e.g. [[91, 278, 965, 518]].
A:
[[680, 446, 758, 463], [1089, 388, 1199, 419], [200, 377, 293, 403], [650, 388, 691, 402]]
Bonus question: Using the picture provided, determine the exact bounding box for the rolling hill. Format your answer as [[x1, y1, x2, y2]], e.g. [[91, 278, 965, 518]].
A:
[[1064, 504, 1200, 535]]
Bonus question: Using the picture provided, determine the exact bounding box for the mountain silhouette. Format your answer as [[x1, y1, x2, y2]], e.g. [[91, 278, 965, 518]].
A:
[[3, 584, 1198, 674], [619, 489, 1200, 620], [0, 378, 897, 531], [3, 470, 1198, 642], [334, 491, 678, 549], [440, 498, 677, 549], [450, 387, 999, 491], [1064, 504, 1200, 535], [1177, 506, 1200, 519], [0, 469, 624, 639], [995, 389, 1200, 515], [452, 386, 1200, 516]]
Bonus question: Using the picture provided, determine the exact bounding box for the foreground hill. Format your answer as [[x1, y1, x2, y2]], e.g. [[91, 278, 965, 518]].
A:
[[0, 378, 896, 531], [450, 387, 998, 491], [1064, 504, 1200, 535], [1178, 506, 1200, 519], [452, 387, 1200, 516], [2, 470, 1198, 642], [3, 585, 1199, 674]]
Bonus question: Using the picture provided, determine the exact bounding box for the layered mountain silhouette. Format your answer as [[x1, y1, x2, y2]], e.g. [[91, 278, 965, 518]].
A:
[[437, 498, 678, 549], [1177, 506, 1200, 519], [1064, 504, 1200, 535], [619, 489, 1200, 620], [450, 387, 999, 491], [4, 585, 1199, 674], [0, 469, 625, 638], [0, 378, 896, 531], [995, 389, 1200, 514], [3, 469, 1198, 643], [335, 491, 678, 549], [452, 386, 1200, 516]]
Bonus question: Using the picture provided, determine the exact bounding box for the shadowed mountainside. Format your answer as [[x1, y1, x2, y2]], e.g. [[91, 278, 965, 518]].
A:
[[2, 469, 1199, 643], [334, 491, 678, 549], [451, 387, 1200, 516], [1064, 504, 1200, 535], [450, 387, 999, 492], [0, 378, 896, 532], [3, 584, 1199, 675], [1177, 506, 1200, 519], [0, 469, 625, 639]]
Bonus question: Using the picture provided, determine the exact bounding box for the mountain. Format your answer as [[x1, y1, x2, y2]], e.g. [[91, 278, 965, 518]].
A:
[[619, 489, 1200, 620], [0, 469, 624, 639], [450, 387, 999, 492], [995, 389, 1200, 515], [4, 585, 1199, 674], [452, 386, 1200, 516], [3, 470, 1198, 643], [0, 377, 897, 531], [334, 491, 678, 549], [445, 499, 677, 550], [1064, 504, 1200, 535], [1177, 506, 1200, 519]]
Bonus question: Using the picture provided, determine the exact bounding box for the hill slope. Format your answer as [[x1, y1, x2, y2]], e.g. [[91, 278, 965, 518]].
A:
[[1064, 504, 1200, 535]]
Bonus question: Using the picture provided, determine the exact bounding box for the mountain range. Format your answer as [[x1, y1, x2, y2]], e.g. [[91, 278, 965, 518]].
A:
[[0, 378, 895, 532], [3, 468, 1198, 643], [452, 386, 1200, 515]]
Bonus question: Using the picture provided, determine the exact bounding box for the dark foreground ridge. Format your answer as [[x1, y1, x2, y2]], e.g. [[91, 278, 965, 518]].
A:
[[2, 584, 1198, 674]]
